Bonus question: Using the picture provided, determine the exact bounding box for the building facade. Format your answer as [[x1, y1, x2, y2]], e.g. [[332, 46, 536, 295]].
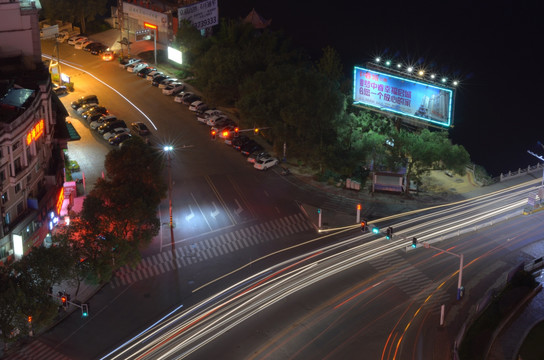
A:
[[0, 0, 68, 264]]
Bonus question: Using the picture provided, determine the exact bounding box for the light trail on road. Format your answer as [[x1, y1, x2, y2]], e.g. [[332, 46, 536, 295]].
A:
[[100, 180, 541, 359]]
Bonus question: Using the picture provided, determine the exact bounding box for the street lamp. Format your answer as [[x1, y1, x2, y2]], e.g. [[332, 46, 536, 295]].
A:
[[163, 145, 175, 255]]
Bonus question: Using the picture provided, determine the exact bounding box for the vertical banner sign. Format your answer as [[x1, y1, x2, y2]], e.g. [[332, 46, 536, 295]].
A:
[[178, 0, 218, 30], [353, 66, 454, 127]]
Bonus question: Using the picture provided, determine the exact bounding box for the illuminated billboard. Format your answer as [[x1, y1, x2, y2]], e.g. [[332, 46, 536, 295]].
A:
[[353, 66, 454, 127]]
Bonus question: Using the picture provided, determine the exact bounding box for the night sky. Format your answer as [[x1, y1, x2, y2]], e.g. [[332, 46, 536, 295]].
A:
[[218, 0, 544, 176]]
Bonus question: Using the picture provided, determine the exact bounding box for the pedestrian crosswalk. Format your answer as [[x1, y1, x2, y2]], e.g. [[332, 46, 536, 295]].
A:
[[2, 339, 73, 360], [368, 251, 451, 310], [110, 213, 313, 288]]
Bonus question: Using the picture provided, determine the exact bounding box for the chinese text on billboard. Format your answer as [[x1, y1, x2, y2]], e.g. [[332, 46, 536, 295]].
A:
[[178, 0, 218, 30], [353, 67, 453, 127]]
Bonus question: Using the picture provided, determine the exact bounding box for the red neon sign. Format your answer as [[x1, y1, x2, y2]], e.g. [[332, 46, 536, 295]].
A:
[[26, 119, 44, 145], [55, 187, 64, 215], [144, 22, 157, 30]]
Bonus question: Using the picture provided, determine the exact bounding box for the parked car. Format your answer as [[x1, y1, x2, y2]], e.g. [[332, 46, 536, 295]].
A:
[[74, 38, 90, 49], [137, 67, 156, 78], [241, 140, 264, 156], [188, 100, 208, 112], [103, 128, 130, 140], [181, 94, 201, 106], [98, 120, 127, 135], [56, 31, 70, 43], [52, 83, 68, 96], [109, 132, 132, 146], [207, 115, 230, 127], [159, 78, 178, 89], [120, 58, 140, 69], [76, 103, 99, 115], [174, 91, 191, 103], [146, 70, 163, 80], [151, 75, 168, 86], [67, 35, 86, 46], [128, 62, 148, 73], [131, 122, 150, 136], [247, 151, 270, 164], [90, 115, 117, 130], [71, 95, 98, 110], [163, 83, 185, 95], [82, 41, 97, 51], [125, 60, 144, 72], [254, 157, 279, 170], [197, 109, 223, 124], [102, 50, 115, 61], [82, 106, 108, 119], [232, 135, 251, 151], [91, 44, 108, 55]]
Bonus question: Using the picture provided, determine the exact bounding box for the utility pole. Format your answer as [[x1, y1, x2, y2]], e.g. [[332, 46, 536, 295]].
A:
[[163, 146, 175, 256], [422, 242, 464, 300]]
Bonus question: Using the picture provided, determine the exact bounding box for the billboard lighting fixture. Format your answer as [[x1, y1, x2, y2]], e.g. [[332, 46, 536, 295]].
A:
[[385, 60, 391, 66], [396, 63, 402, 69], [453, 80, 459, 86], [407, 66, 413, 73], [441, 77, 447, 83], [418, 70, 424, 76], [375, 57, 381, 63], [430, 74, 436, 79]]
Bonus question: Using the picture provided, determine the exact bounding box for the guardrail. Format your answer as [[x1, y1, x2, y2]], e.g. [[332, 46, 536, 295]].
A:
[[498, 162, 544, 182]]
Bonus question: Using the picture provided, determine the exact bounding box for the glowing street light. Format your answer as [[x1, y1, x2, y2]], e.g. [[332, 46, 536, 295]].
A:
[[163, 145, 175, 255]]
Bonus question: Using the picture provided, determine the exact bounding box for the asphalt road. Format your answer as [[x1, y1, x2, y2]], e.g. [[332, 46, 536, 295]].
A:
[[97, 180, 544, 359]]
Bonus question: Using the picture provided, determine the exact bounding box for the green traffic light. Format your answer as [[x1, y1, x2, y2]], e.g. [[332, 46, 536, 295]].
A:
[[372, 227, 379, 234]]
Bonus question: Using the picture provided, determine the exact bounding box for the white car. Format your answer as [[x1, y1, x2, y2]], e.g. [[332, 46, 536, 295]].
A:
[[159, 78, 178, 89], [207, 114, 229, 127], [146, 70, 162, 80], [197, 109, 223, 124], [162, 83, 185, 96], [188, 100, 206, 112], [254, 157, 278, 170], [103, 128, 130, 140], [120, 58, 141, 69], [90, 115, 117, 130], [57, 31, 70, 43], [247, 151, 270, 164], [68, 35, 86, 45], [127, 62, 148, 73], [74, 38, 89, 49]]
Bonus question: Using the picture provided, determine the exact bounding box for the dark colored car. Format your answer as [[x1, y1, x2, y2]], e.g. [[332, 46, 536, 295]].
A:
[[109, 132, 132, 146], [131, 122, 150, 136], [152, 75, 169, 87], [232, 135, 250, 151], [86, 112, 109, 123], [137, 67, 156, 78], [52, 83, 68, 96], [82, 106, 108, 120], [71, 95, 98, 109], [90, 45, 108, 55], [83, 42, 99, 51], [98, 120, 127, 135], [240, 141, 264, 156], [182, 94, 201, 106]]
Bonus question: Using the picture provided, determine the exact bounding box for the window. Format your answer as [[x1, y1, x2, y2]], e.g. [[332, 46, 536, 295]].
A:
[[17, 202, 24, 215], [0, 169, 5, 183], [14, 157, 22, 174], [1, 192, 7, 204], [12, 141, 20, 151], [15, 183, 21, 194]]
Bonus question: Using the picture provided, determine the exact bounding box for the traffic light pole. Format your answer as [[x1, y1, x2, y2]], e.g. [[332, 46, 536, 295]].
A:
[[422, 242, 464, 300]]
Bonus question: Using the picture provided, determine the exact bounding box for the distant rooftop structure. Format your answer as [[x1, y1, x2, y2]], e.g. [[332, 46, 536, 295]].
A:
[[244, 8, 271, 29]]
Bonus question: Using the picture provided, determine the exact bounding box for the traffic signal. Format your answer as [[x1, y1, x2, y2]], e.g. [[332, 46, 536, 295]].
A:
[[234, 127, 239, 137], [361, 221, 367, 232], [357, 204, 362, 211], [81, 304, 89, 317], [372, 226, 379, 234], [412, 237, 417, 248], [27, 316, 32, 324], [386, 227, 393, 239], [210, 129, 216, 140], [61, 295, 67, 308], [254, 128, 259, 135]]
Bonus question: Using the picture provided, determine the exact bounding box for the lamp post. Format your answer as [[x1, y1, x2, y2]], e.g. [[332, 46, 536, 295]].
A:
[[163, 145, 175, 255]]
